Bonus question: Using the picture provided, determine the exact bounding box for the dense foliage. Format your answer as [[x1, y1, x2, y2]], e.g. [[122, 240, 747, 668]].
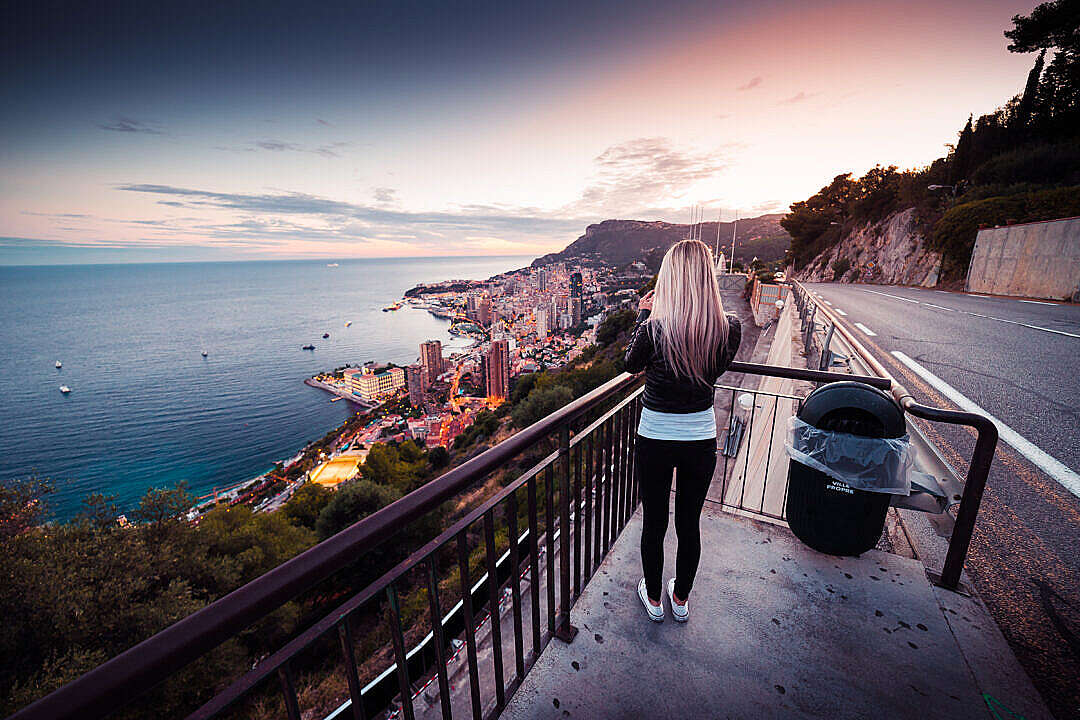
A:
[[782, 0, 1080, 281], [931, 185, 1080, 277], [1, 442, 446, 718], [0, 479, 315, 717], [596, 308, 637, 347]]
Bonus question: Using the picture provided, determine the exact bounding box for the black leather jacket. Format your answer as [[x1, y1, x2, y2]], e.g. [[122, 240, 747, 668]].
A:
[[623, 309, 742, 413]]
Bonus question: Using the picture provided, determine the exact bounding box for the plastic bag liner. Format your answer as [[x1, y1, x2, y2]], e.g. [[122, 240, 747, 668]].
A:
[[784, 416, 913, 496]]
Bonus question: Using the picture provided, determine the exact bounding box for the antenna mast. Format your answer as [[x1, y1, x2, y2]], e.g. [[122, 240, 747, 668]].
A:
[[714, 213, 721, 259], [730, 210, 738, 273]]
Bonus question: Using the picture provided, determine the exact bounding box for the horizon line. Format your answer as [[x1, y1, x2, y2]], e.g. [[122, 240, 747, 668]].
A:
[[0, 253, 539, 269]]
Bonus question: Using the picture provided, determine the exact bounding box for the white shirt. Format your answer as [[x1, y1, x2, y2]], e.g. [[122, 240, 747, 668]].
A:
[[637, 406, 717, 441]]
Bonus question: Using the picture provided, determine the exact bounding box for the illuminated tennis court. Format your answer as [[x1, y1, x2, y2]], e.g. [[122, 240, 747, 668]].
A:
[[309, 456, 361, 488]]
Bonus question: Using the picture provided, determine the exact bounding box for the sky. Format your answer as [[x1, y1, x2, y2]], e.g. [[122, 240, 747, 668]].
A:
[[0, 0, 1041, 264]]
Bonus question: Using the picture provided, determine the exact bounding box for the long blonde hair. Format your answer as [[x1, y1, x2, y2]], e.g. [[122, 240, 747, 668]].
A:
[[648, 239, 730, 386]]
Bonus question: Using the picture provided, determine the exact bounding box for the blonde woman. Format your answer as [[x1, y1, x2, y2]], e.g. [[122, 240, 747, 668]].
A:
[[623, 239, 742, 622]]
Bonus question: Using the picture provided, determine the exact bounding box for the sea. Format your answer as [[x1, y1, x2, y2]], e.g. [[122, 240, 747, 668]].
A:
[[0, 256, 531, 521]]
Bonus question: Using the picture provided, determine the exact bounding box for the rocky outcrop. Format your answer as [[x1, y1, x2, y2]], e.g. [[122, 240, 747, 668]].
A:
[[795, 208, 942, 286]]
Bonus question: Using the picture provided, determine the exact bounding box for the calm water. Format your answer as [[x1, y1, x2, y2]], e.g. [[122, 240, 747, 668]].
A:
[[0, 256, 528, 520]]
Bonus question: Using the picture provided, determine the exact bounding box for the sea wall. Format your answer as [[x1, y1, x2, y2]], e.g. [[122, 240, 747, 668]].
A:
[[796, 208, 942, 286], [966, 216, 1080, 301]]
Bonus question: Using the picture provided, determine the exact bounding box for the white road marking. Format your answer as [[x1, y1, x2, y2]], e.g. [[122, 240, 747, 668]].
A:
[[858, 287, 1079, 339], [922, 303, 954, 312], [891, 351, 1080, 499], [854, 322, 877, 336], [864, 289, 920, 304], [962, 311, 1080, 339], [834, 308, 848, 316], [1020, 299, 1059, 306], [823, 300, 832, 305]]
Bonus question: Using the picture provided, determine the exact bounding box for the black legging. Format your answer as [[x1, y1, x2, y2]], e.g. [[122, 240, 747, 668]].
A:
[[636, 435, 717, 602]]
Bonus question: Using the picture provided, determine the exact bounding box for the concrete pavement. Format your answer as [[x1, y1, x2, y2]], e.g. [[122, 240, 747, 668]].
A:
[[502, 505, 1051, 720]]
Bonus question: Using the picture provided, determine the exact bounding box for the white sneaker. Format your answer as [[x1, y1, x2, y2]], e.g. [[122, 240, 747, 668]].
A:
[[638, 578, 664, 622], [667, 579, 688, 622]]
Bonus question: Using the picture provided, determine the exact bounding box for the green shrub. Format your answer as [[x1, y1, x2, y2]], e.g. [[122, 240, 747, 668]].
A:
[[596, 309, 636, 347], [831, 257, 851, 280], [282, 482, 331, 529], [930, 185, 1080, 280], [511, 385, 574, 428]]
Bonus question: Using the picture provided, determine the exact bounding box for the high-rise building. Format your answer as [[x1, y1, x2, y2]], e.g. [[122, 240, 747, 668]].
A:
[[482, 339, 510, 401], [420, 340, 443, 387], [406, 363, 426, 408], [569, 271, 583, 299], [477, 294, 492, 327], [535, 269, 548, 292], [535, 304, 552, 337], [570, 296, 582, 327]]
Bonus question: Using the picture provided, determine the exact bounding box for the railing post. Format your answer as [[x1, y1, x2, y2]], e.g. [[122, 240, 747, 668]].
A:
[[818, 322, 835, 371], [277, 663, 301, 720], [424, 561, 452, 720], [386, 583, 415, 720], [554, 423, 578, 642], [937, 418, 998, 591], [337, 619, 368, 720]]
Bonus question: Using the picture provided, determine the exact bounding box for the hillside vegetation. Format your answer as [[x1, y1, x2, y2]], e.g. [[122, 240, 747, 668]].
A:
[[783, 0, 1080, 284]]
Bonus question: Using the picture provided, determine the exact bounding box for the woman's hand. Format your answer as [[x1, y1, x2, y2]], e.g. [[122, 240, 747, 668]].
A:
[[639, 290, 655, 311]]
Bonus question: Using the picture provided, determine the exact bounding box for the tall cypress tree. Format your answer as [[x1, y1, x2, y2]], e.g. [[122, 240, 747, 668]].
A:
[[1017, 48, 1046, 129], [951, 115, 974, 183]]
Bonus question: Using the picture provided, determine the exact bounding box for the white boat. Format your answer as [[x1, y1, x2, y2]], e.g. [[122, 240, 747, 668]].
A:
[[55, 360, 62, 368], [201, 350, 208, 357], [327, 263, 339, 267], [59, 385, 71, 394]]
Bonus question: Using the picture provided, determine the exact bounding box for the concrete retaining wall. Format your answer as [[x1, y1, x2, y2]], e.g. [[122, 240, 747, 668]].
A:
[[966, 217, 1080, 300]]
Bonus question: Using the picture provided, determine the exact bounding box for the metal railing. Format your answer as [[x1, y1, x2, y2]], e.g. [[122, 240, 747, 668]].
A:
[[11, 372, 646, 720], [789, 281, 999, 592], [712, 382, 805, 523], [8, 333, 993, 720]]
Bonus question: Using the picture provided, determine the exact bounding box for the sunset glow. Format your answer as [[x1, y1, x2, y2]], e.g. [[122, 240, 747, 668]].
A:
[[1, 0, 1039, 263]]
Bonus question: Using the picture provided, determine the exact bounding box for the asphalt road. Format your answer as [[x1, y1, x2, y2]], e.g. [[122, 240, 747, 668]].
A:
[[805, 282, 1080, 719]]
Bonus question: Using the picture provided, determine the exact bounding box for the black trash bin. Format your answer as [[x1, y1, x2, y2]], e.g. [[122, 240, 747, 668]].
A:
[[785, 381, 906, 556]]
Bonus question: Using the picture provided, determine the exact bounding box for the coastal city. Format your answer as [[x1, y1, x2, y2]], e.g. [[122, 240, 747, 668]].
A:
[[264, 261, 655, 499], [182, 249, 790, 520]]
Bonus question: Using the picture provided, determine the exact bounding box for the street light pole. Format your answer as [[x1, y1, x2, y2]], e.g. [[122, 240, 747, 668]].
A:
[[928, 184, 959, 200]]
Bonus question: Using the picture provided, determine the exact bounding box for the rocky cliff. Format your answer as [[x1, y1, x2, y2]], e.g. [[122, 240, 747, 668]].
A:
[[794, 208, 942, 286]]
